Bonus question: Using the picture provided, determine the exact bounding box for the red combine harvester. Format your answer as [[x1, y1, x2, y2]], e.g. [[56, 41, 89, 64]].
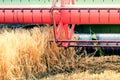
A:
[[0, 0, 120, 55]]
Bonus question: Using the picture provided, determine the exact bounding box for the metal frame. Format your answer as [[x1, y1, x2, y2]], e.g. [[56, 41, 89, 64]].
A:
[[52, 0, 75, 47], [52, 0, 120, 47]]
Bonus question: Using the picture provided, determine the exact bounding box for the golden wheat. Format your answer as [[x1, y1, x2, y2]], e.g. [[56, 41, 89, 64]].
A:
[[0, 26, 119, 80], [0, 26, 75, 80]]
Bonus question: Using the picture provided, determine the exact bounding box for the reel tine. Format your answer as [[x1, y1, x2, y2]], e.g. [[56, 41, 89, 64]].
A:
[[83, 47, 87, 57], [106, 46, 108, 56], [117, 47, 119, 56], [102, 46, 105, 50], [111, 47, 114, 55], [83, 46, 87, 72], [111, 47, 114, 63]]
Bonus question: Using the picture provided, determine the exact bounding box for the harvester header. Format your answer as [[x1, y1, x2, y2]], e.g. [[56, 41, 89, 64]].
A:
[[0, 0, 120, 24], [1, 0, 120, 54]]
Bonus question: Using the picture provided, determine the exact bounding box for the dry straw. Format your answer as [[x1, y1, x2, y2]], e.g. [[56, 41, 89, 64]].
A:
[[0, 26, 120, 80], [0, 25, 75, 80]]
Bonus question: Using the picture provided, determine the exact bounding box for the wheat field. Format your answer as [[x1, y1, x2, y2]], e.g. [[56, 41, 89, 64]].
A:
[[0, 26, 119, 80], [42, 70, 120, 80]]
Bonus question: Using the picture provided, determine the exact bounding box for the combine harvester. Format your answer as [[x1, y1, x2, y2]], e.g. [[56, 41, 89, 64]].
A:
[[0, 0, 120, 55]]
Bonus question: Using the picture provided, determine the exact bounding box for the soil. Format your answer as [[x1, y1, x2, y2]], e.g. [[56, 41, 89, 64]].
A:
[[76, 56, 120, 74]]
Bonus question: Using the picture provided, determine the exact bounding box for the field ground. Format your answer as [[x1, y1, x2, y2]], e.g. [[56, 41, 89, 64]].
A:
[[43, 70, 120, 80], [42, 56, 120, 80]]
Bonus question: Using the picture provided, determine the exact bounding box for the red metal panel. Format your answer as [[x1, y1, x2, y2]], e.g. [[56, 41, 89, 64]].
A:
[[33, 10, 41, 24], [80, 10, 89, 24], [100, 10, 109, 24], [42, 10, 52, 24], [0, 9, 120, 24], [12, 10, 24, 23], [13, 10, 24, 23], [0, 9, 59, 24], [54, 10, 61, 24], [0, 10, 4, 23], [90, 10, 99, 24], [23, 10, 33, 24], [71, 10, 79, 24], [12, 10, 18, 23], [110, 10, 120, 24], [5, 10, 14, 23], [62, 10, 70, 24]]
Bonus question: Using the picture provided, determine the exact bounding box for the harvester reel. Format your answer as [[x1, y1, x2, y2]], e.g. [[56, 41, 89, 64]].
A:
[[1, 0, 120, 55]]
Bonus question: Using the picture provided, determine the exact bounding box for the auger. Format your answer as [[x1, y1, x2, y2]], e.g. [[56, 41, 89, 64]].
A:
[[1, 0, 120, 55]]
